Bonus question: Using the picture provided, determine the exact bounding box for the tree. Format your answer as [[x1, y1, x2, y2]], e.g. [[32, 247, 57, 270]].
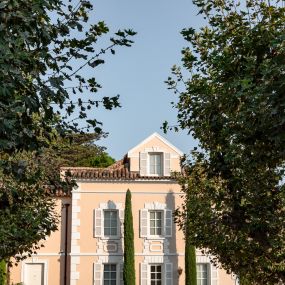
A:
[[0, 150, 74, 261], [0, 0, 134, 261], [50, 133, 115, 167], [123, 189, 135, 285], [0, 132, 117, 261], [0, 260, 6, 285], [184, 219, 197, 285], [0, 0, 135, 154], [167, 1, 285, 284]]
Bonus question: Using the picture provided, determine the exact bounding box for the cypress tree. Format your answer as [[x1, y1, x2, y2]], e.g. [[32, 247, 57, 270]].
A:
[[123, 189, 135, 285], [185, 220, 197, 285], [0, 260, 6, 285]]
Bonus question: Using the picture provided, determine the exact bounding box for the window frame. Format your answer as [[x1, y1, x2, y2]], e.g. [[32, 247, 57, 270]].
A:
[[103, 209, 119, 239], [150, 264, 163, 285], [148, 152, 163, 176], [149, 210, 163, 237], [197, 263, 209, 285], [103, 263, 118, 285]]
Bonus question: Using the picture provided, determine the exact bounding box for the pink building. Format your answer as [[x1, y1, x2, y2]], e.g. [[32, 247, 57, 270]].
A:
[[10, 133, 237, 285]]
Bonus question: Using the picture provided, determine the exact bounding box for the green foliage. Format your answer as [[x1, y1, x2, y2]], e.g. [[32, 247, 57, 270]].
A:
[[52, 133, 115, 167], [0, 0, 136, 153], [185, 227, 197, 285], [168, 1, 285, 284], [0, 0, 134, 262], [0, 260, 6, 285], [0, 151, 74, 262], [87, 153, 115, 168], [123, 189, 135, 285]]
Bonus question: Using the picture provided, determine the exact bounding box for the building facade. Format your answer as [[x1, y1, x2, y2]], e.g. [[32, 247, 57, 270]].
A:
[[10, 133, 237, 285]]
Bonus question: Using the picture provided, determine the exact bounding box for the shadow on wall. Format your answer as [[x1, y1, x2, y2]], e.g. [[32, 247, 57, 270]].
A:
[[166, 190, 179, 285]]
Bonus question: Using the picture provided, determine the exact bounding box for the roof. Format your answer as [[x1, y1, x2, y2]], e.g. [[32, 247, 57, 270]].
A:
[[61, 133, 182, 181], [61, 166, 177, 181]]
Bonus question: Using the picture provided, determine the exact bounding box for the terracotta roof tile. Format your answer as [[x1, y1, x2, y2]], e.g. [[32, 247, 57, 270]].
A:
[[61, 166, 175, 180]]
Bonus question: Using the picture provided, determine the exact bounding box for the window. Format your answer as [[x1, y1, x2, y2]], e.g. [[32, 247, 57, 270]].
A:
[[140, 206, 172, 238], [197, 264, 208, 285], [150, 265, 162, 285], [149, 153, 162, 175], [149, 211, 162, 236], [103, 264, 117, 285], [104, 210, 118, 237]]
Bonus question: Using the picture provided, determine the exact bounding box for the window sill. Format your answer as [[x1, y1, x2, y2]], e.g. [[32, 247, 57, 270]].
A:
[[100, 236, 121, 240], [146, 235, 165, 240]]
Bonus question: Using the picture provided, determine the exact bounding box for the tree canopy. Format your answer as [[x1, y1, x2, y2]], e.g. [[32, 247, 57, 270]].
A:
[[0, 0, 134, 261], [51, 133, 115, 167], [167, 0, 285, 284], [0, 0, 135, 153]]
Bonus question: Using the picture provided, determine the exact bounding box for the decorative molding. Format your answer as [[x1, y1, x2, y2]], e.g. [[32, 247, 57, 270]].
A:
[[96, 202, 124, 254], [149, 241, 163, 252], [144, 202, 167, 210], [70, 183, 81, 285], [99, 202, 123, 210], [103, 242, 118, 253], [142, 202, 172, 255], [143, 255, 165, 264]]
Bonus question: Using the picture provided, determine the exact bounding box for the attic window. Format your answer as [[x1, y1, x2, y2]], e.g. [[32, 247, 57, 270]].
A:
[[149, 153, 163, 176]]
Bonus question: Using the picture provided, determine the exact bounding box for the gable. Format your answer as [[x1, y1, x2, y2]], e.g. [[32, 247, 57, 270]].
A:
[[127, 133, 183, 157], [127, 133, 183, 175]]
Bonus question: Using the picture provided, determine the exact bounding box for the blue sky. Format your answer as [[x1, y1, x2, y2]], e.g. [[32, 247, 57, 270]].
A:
[[86, 0, 203, 159]]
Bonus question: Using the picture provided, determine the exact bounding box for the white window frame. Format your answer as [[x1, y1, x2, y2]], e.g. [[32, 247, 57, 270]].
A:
[[148, 152, 163, 176], [149, 210, 163, 237], [103, 263, 118, 285], [140, 202, 172, 239], [103, 209, 119, 238], [150, 264, 163, 285], [140, 257, 173, 285], [94, 256, 123, 285], [196, 254, 218, 285], [94, 202, 124, 240], [197, 263, 209, 285]]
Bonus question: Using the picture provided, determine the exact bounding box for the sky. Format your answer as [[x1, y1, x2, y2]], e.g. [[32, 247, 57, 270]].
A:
[[85, 0, 203, 159]]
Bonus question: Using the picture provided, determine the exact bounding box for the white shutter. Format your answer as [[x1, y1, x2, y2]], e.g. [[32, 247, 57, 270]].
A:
[[93, 263, 102, 285], [140, 263, 148, 285], [140, 152, 147, 176], [140, 209, 148, 237], [165, 263, 173, 285], [164, 209, 172, 237], [119, 209, 125, 237], [119, 263, 124, 285], [94, 209, 103, 237], [164, 153, 171, 176], [211, 264, 218, 285]]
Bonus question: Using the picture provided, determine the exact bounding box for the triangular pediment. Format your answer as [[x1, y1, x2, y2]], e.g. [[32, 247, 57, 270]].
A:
[[127, 132, 183, 156]]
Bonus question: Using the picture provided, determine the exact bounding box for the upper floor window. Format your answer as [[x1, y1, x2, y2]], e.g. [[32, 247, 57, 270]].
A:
[[94, 202, 124, 239], [149, 153, 162, 176], [149, 210, 162, 235], [140, 203, 172, 239], [104, 210, 118, 237], [139, 152, 170, 176]]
